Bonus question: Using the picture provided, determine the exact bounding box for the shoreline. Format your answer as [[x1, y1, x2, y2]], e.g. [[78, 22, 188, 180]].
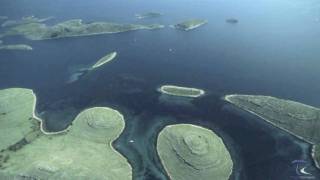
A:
[[30, 91, 71, 135], [312, 145, 320, 169], [158, 85, 205, 98], [30, 92, 133, 173], [224, 94, 320, 170]]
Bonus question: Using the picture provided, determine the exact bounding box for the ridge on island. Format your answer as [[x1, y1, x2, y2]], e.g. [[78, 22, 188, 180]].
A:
[[158, 85, 205, 98], [135, 12, 162, 19], [0, 88, 132, 179], [157, 124, 233, 180], [1, 19, 165, 40], [173, 19, 207, 31], [224, 94, 320, 168], [0, 44, 33, 51], [67, 51, 117, 83]]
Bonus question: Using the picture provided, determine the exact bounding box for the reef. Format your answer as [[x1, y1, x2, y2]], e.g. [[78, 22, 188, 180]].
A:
[[159, 85, 205, 98], [225, 94, 320, 168], [1, 19, 165, 40], [157, 124, 233, 180], [1, 16, 53, 28], [135, 12, 162, 19], [0, 88, 132, 179], [0, 44, 33, 51], [173, 19, 207, 31]]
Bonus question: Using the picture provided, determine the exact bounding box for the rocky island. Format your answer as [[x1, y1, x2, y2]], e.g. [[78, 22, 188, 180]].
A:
[[157, 124, 233, 180], [135, 12, 162, 19], [0, 44, 33, 51], [173, 19, 207, 31], [0, 88, 132, 179], [0, 19, 165, 40], [159, 85, 205, 98], [224, 94, 320, 168], [90, 51, 117, 70], [67, 51, 117, 83]]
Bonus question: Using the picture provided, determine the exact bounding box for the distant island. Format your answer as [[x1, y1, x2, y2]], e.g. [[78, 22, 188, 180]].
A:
[[67, 51, 117, 83], [0, 16, 8, 21], [173, 19, 207, 31], [157, 124, 233, 180], [159, 85, 205, 98], [1, 16, 53, 28], [1, 19, 165, 40], [0, 88, 132, 179], [226, 18, 238, 24], [224, 94, 320, 169], [135, 12, 162, 19], [0, 44, 33, 51]]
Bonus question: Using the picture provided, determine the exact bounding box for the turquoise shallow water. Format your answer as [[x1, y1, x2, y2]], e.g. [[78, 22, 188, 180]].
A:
[[0, 0, 320, 179]]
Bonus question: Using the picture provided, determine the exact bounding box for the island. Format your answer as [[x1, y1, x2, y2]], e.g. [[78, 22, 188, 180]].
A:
[[0, 44, 33, 51], [0, 88, 132, 179], [158, 85, 205, 98], [224, 94, 320, 168], [1, 19, 165, 40], [90, 51, 117, 70], [0, 16, 8, 21], [67, 51, 117, 83], [157, 124, 233, 180], [135, 12, 162, 19], [1, 16, 53, 28], [173, 19, 207, 31], [226, 18, 238, 24]]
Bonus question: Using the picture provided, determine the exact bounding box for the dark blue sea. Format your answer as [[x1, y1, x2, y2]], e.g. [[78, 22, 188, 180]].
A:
[[0, 0, 320, 179]]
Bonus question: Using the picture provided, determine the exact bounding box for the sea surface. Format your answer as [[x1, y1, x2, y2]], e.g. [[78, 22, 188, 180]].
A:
[[0, 0, 320, 179]]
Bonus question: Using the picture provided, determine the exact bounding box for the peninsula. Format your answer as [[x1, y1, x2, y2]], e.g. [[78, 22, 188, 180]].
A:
[[157, 124, 233, 180], [0, 88, 132, 179], [1, 19, 165, 40], [173, 19, 207, 31], [159, 85, 205, 98], [224, 94, 320, 168], [1, 16, 53, 28]]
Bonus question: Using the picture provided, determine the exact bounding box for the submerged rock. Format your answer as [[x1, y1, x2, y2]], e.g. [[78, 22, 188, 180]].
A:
[[157, 124, 233, 180], [173, 19, 207, 31], [0, 88, 132, 179], [1, 19, 165, 40]]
